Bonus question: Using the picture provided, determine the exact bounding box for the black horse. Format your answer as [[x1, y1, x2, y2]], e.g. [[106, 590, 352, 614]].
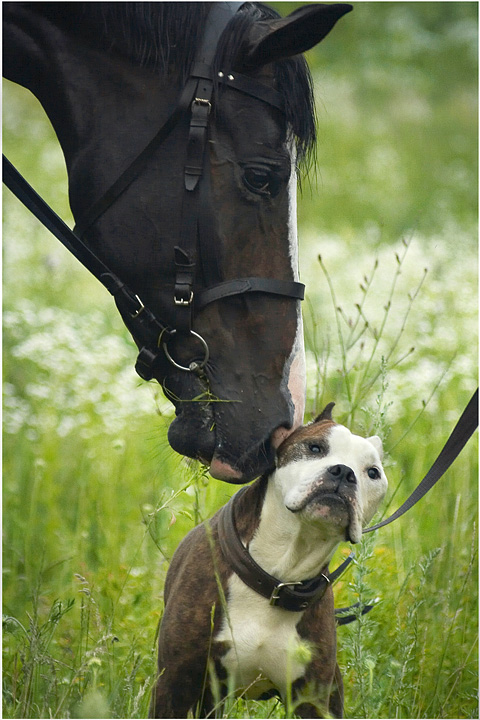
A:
[[3, 2, 351, 482]]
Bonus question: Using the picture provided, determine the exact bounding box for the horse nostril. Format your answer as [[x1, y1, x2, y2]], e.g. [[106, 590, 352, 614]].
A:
[[327, 464, 357, 484]]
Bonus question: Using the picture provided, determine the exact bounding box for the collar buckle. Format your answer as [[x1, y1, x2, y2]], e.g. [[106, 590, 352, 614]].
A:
[[269, 581, 303, 607]]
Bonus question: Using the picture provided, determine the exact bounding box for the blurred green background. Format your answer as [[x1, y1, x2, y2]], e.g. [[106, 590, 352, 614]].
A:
[[3, 2, 478, 718]]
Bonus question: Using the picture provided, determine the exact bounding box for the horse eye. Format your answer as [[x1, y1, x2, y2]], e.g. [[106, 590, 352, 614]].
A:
[[367, 467, 380, 479], [243, 167, 279, 197]]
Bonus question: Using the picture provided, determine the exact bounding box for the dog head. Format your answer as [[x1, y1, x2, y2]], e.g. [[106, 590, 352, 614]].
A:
[[273, 403, 388, 543]]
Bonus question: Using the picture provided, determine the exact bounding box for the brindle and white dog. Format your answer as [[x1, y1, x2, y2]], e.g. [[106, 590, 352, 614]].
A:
[[151, 404, 388, 718]]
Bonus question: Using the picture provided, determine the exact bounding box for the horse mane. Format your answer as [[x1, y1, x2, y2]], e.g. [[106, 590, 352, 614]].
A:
[[75, 1, 316, 167], [78, 2, 211, 80]]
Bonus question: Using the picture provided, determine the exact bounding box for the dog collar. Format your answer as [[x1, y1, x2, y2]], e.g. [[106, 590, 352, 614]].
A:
[[216, 486, 354, 612]]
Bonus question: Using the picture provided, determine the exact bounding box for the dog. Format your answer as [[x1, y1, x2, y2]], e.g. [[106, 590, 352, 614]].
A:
[[151, 404, 388, 718]]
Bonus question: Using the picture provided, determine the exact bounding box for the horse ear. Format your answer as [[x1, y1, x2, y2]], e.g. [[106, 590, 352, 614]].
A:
[[244, 4, 353, 70], [314, 402, 335, 423]]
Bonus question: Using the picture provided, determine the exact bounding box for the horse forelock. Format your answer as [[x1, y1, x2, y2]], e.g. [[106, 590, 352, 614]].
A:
[[75, 1, 316, 171]]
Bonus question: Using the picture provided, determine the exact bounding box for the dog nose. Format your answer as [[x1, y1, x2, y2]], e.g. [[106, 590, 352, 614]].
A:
[[327, 464, 357, 485]]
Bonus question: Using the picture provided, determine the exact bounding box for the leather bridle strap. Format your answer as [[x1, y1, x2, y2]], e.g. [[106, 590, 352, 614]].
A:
[[72, 78, 198, 239], [73, 2, 247, 239], [72, 69, 284, 241], [2, 158, 304, 316], [363, 388, 478, 533], [2, 154, 168, 347], [3, 154, 304, 372], [3, 156, 113, 285], [3, 2, 305, 382], [216, 486, 354, 612], [196, 278, 305, 309], [192, 63, 285, 112]]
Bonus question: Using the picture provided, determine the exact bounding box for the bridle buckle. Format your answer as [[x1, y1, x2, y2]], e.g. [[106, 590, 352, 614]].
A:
[[130, 294, 145, 318], [174, 291, 193, 306], [192, 97, 212, 114]]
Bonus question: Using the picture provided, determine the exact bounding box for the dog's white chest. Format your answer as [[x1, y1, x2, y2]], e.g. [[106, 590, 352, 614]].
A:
[[215, 574, 307, 697]]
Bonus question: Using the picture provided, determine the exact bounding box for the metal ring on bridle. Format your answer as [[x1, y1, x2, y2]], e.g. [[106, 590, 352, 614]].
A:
[[162, 329, 210, 372]]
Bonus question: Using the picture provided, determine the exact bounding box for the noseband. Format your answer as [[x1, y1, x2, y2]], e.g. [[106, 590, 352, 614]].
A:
[[3, 2, 305, 382]]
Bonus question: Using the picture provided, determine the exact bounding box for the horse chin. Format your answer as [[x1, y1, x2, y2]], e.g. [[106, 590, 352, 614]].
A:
[[168, 415, 258, 482], [167, 415, 245, 482], [167, 409, 276, 483], [163, 370, 289, 483], [208, 456, 244, 482], [208, 434, 277, 483]]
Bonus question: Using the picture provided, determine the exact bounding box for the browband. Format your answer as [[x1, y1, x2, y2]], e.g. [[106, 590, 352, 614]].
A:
[[191, 63, 286, 113]]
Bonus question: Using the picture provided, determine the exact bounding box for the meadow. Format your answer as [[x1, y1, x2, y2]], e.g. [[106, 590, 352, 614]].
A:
[[2, 2, 478, 718]]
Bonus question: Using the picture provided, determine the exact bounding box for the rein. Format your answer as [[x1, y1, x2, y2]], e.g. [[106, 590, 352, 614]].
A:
[[363, 388, 478, 533], [2, 1, 305, 382]]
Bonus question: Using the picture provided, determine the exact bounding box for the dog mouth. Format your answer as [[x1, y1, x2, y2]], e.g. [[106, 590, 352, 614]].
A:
[[288, 488, 349, 514], [287, 489, 355, 539]]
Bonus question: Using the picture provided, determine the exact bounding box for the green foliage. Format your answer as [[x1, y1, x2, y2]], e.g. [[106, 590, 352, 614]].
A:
[[3, 2, 477, 718], [278, 1, 478, 240]]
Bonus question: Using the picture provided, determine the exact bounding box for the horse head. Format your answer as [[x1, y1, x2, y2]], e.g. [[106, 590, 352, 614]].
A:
[[3, 2, 352, 482]]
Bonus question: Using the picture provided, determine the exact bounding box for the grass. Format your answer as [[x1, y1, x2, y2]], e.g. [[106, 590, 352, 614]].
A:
[[2, 2, 478, 718]]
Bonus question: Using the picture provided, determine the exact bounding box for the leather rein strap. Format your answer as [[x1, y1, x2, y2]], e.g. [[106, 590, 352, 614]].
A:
[[363, 388, 478, 533], [2, 155, 168, 350], [2, 156, 303, 359], [2, 2, 305, 382], [216, 486, 354, 612]]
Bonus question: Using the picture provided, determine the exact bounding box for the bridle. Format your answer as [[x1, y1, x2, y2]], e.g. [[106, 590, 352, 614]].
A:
[[3, 2, 305, 382]]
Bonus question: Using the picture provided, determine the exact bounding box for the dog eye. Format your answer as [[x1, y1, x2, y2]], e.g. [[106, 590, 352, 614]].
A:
[[309, 444, 322, 454], [367, 467, 381, 479]]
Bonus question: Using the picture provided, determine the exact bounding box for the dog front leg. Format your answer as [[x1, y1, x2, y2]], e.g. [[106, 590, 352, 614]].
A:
[[291, 677, 332, 719], [328, 662, 344, 718], [150, 676, 190, 718], [150, 660, 207, 719], [291, 660, 343, 719]]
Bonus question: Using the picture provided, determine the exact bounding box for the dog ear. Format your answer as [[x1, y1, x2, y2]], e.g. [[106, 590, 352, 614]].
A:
[[367, 435, 384, 459], [243, 4, 353, 70], [314, 402, 335, 423]]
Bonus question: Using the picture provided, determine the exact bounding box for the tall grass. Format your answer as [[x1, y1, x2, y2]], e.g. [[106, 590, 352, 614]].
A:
[[3, 2, 477, 718], [302, 240, 478, 719], [3, 233, 477, 719]]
